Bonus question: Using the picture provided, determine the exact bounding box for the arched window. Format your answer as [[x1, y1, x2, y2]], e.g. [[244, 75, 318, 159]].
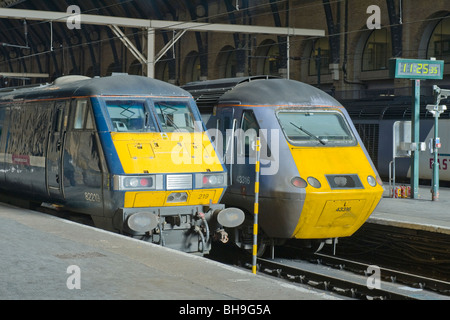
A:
[[427, 17, 450, 63], [216, 45, 237, 78], [309, 38, 331, 76], [85, 66, 94, 78], [155, 58, 170, 81], [255, 39, 279, 76], [106, 62, 121, 76], [128, 59, 143, 76], [184, 51, 201, 83], [362, 28, 392, 71]]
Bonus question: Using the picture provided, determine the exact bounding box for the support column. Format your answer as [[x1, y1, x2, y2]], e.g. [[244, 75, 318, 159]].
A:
[[286, 36, 290, 79], [411, 79, 420, 198], [147, 27, 155, 78], [432, 113, 439, 201]]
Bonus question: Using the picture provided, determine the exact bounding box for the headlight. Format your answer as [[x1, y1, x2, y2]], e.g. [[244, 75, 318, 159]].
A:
[[334, 176, 348, 187], [367, 175, 377, 187], [114, 175, 163, 190], [307, 177, 321, 188], [204, 175, 218, 185], [291, 177, 307, 188], [196, 173, 227, 188], [124, 177, 151, 188], [166, 192, 188, 203]]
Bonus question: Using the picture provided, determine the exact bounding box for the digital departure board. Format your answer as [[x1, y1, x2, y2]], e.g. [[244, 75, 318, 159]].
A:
[[389, 58, 444, 80]]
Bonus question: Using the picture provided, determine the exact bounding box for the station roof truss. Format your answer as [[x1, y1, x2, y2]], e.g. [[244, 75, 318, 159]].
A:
[[0, 3, 324, 79]]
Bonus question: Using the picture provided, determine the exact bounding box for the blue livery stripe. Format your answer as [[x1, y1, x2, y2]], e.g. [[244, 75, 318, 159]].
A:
[[91, 97, 124, 174]]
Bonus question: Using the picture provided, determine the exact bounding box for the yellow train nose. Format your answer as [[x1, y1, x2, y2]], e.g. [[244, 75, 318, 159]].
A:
[[289, 146, 383, 239], [292, 190, 381, 239]]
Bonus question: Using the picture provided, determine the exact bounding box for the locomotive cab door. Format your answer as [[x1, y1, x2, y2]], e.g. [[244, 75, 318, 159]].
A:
[[46, 101, 69, 199], [232, 109, 260, 197], [219, 107, 234, 168]]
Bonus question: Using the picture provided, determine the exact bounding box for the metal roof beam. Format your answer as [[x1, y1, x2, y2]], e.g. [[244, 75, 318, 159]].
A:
[[0, 72, 49, 77], [109, 25, 147, 65], [155, 29, 186, 64], [0, 8, 325, 37]]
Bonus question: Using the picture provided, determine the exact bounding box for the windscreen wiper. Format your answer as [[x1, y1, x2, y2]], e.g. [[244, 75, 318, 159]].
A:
[[157, 104, 180, 131], [290, 122, 326, 145]]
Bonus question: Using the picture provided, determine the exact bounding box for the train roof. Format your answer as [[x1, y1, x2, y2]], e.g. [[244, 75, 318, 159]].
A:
[[183, 76, 278, 107], [0, 74, 191, 102], [183, 76, 343, 108]]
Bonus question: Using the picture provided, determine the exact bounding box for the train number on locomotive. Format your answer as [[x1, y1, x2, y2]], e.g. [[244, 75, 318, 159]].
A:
[[336, 206, 352, 212], [85, 192, 101, 202], [236, 175, 251, 184]]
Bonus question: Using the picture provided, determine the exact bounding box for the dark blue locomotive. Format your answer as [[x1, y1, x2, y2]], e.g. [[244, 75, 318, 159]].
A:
[[0, 74, 244, 254]]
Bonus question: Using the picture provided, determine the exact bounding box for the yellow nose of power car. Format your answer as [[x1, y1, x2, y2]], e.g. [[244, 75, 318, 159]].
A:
[[289, 145, 384, 239]]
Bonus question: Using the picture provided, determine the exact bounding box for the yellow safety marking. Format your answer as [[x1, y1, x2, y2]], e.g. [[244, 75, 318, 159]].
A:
[[253, 224, 258, 235], [253, 244, 258, 256], [254, 202, 259, 214], [255, 161, 260, 173], [254, 181, 259, 193]]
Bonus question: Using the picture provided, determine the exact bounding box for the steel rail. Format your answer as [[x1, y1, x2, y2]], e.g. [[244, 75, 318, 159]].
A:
[[254, 257, 450, 300], [313, 252, 450, 295]]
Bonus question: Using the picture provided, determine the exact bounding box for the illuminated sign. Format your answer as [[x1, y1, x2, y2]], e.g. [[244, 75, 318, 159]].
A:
[[389, 58, 444, 80]]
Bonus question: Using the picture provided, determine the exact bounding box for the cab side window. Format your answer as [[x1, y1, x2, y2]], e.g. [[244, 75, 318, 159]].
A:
[[240, 109, 271, 159], [73, 99, 94, 130], [241, 110, 259, 158]]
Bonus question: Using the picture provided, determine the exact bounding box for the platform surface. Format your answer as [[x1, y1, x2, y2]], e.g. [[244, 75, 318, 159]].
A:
[[0, 203, 338, 300], [368, 184, 450, 234]]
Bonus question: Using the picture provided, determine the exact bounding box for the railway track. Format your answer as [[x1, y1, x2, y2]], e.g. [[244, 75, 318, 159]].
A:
[[250, 254, 450, 300], [313, 252, 450, 295], [28, 203, 450, 300]]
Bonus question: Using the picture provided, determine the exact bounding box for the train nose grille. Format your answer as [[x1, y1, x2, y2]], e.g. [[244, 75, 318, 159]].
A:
[[326, 174, 364, 189], [166, 174, 193, 190]]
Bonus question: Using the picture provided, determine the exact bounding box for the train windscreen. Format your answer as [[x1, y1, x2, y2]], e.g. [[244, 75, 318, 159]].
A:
[[277, 110, 357, 146], [105, 99, 201, 133], [106, 100, 157, 132], [154, 101, 199, 133]]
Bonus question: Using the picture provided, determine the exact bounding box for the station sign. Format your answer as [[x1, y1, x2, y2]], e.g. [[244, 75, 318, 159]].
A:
[[389, 58, 444, 80]]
